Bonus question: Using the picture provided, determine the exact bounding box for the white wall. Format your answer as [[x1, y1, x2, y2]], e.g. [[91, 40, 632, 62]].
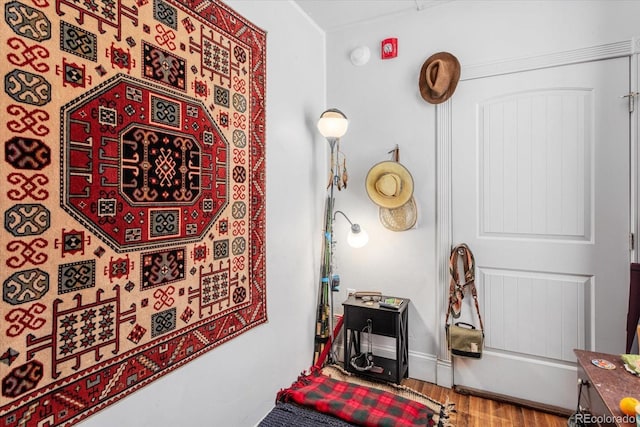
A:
[[81, 1, 326, 426], [324, 0, 640, 384]]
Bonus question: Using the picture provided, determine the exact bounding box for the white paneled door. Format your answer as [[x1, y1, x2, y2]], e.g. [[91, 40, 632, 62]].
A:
[[450, 57, 630, 409]]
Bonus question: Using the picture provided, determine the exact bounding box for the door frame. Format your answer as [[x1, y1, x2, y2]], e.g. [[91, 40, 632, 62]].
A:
[[435, 38, 640, 388]]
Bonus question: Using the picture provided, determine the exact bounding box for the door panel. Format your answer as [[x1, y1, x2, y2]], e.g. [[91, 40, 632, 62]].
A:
[[481, 268, 587, 362], [451, 57, 630, 409], [479, 89, 591, 240]]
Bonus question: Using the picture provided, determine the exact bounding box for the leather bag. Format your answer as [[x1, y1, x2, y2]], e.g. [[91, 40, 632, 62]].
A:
[[446, 322, 483, 358], [445, 244, 485, 358]]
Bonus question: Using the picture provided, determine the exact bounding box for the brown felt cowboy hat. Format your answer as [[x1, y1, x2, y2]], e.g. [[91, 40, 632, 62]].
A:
[[365, 161, 414, 209], [418, 52, 460, 104]]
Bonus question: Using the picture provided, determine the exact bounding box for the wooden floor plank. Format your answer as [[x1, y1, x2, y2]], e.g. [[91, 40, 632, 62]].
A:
[[402, 378, 569, 426]]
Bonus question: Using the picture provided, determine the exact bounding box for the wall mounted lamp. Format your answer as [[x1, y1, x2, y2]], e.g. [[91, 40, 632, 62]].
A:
[[334, 210, 369, 248]]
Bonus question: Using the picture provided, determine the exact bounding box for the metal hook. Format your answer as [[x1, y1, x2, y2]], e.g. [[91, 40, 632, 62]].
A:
[[388, 144, 400, 162]]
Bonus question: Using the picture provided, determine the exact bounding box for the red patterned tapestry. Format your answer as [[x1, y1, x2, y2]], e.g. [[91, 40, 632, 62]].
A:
[[0, 0, 266, 424]]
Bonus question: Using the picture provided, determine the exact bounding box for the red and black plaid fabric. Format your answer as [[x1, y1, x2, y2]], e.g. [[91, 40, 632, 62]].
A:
[[277, 370, 438, 426]]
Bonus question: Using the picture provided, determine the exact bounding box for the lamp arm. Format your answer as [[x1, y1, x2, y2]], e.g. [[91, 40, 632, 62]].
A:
[[333, 210, 362, 234], [333, 210, 354, 226]]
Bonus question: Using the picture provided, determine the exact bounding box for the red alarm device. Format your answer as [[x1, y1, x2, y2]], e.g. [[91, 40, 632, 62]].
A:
[[381, 38, 398, 59]]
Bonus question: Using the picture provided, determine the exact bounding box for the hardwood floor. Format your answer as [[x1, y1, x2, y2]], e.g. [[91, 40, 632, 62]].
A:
[[402, 378, 570, 427]]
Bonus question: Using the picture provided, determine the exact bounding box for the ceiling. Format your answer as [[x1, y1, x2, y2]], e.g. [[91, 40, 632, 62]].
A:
[[293, 0, 453, 32]]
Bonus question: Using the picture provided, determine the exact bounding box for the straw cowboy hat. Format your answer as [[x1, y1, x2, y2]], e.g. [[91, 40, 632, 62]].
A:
[[418, 52, 460, 104], [365, 161, 414, 209]]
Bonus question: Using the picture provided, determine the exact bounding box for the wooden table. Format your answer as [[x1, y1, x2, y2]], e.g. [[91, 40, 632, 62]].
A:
[[574, 349, 640, 426]]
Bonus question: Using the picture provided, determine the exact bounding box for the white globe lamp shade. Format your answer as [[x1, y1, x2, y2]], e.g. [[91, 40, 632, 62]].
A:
[[317, 109, 349, 139], [347, 225, 369, 248]]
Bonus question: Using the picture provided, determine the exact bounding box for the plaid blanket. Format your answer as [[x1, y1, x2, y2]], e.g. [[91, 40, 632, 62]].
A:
[[277, 369, 443, 426]]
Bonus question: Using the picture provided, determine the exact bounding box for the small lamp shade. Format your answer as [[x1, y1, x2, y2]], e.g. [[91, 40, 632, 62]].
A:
[[347, 225, 369, 248], [317, 109, 349, 139]]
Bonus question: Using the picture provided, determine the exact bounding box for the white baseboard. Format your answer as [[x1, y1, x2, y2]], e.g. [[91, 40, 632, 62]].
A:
[[436, 359, 453, 389]]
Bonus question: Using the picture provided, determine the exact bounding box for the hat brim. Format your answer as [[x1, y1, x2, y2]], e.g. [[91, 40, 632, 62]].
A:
[[380, 197, 417, 231], [365, 161, 414, 209], [418, 52, 461, 105]]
